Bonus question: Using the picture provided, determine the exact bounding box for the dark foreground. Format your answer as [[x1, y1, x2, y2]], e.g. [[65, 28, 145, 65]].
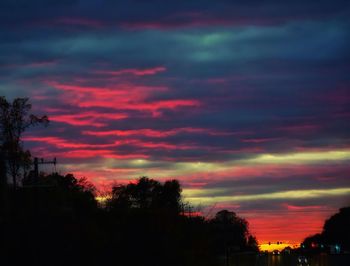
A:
[[223, 253, 350, 266]]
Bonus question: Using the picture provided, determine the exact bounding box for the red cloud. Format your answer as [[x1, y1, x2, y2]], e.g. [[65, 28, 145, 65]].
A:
[[24, 133, 205, 161], [25, 135, 197, 151], [282, 204, 326, 211], [82, 127, 234, 137], [49, 82, 200, 117], [23, 136, 116, 149], [29, 144, 150, 160], [57, 150, 149, 159], [49, 112, 128, 127], [114, 139, 199, 150]]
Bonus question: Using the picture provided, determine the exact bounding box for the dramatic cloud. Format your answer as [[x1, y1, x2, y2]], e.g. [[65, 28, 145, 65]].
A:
[[1, 0, 350, 246]]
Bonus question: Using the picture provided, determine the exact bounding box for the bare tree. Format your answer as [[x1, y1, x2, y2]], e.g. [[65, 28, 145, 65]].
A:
[[0, 97, 49, 189]]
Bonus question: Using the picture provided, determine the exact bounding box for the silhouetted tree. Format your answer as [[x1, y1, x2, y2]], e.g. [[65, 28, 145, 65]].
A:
[[21, 172, 97, 215], [302, 206, 350, 252], [0, 97, 48, 189], [131, 176, 161, 209], [323, 206, 350, 250], [209, 210, 252, 254], [4, 172, 259, 266], [107, 177, 182, 214], [156, 179, 182, 213], [106, 177, 229, 265], [247, 235, 259, 252], [5, 172, 100, 266]]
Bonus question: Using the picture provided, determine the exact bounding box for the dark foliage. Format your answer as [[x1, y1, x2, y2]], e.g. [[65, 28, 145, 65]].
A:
[[323, 207, 350, 249], [1, 175, 258, 266], [209, 210, 258, 254]]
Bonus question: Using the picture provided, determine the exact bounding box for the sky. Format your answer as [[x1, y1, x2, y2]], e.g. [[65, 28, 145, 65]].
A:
[[1, 0, 350, 248]]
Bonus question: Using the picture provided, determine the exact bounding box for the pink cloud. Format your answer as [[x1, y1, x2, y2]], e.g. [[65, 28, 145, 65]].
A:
[[29, 145, 150, 160], [49, 111, 128, 127], [25, 135, 198, 151], [82, 127, 235, 138], [282, 204, 327, 211], [241, 137, 282, 143], [95, 66, 166, 76], [49, 82, 200, 117], [23, 136, 116, 149], [60, 150, 149, 159], [319, 86, 350, 105]]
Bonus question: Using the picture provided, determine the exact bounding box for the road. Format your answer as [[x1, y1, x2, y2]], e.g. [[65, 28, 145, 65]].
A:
[[256, 254, 350, 266], [226, 253, 350, 266]]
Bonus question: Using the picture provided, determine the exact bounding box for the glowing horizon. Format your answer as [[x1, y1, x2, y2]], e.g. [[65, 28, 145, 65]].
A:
[[1, 0, 350, 247]]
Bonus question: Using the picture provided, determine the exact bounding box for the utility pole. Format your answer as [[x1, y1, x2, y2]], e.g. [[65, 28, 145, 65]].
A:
[[33, 157, 57, 179]]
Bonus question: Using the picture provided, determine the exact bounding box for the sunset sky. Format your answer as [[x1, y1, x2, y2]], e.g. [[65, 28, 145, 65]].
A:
[[1, 0, 350, 248]]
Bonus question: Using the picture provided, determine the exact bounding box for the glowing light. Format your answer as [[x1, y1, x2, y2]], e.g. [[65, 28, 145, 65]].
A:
[[95, 195, 112, 204], [131, 159, 148, 165], [259, 243, 294, 252]]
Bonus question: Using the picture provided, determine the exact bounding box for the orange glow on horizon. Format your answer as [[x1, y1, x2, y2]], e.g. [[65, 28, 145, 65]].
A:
[[259, 243, 298, 252]]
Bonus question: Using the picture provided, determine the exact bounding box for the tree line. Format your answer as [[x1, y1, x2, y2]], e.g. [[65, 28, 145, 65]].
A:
[[2, 174, 259, 266], [0, 97, 258, 266]]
